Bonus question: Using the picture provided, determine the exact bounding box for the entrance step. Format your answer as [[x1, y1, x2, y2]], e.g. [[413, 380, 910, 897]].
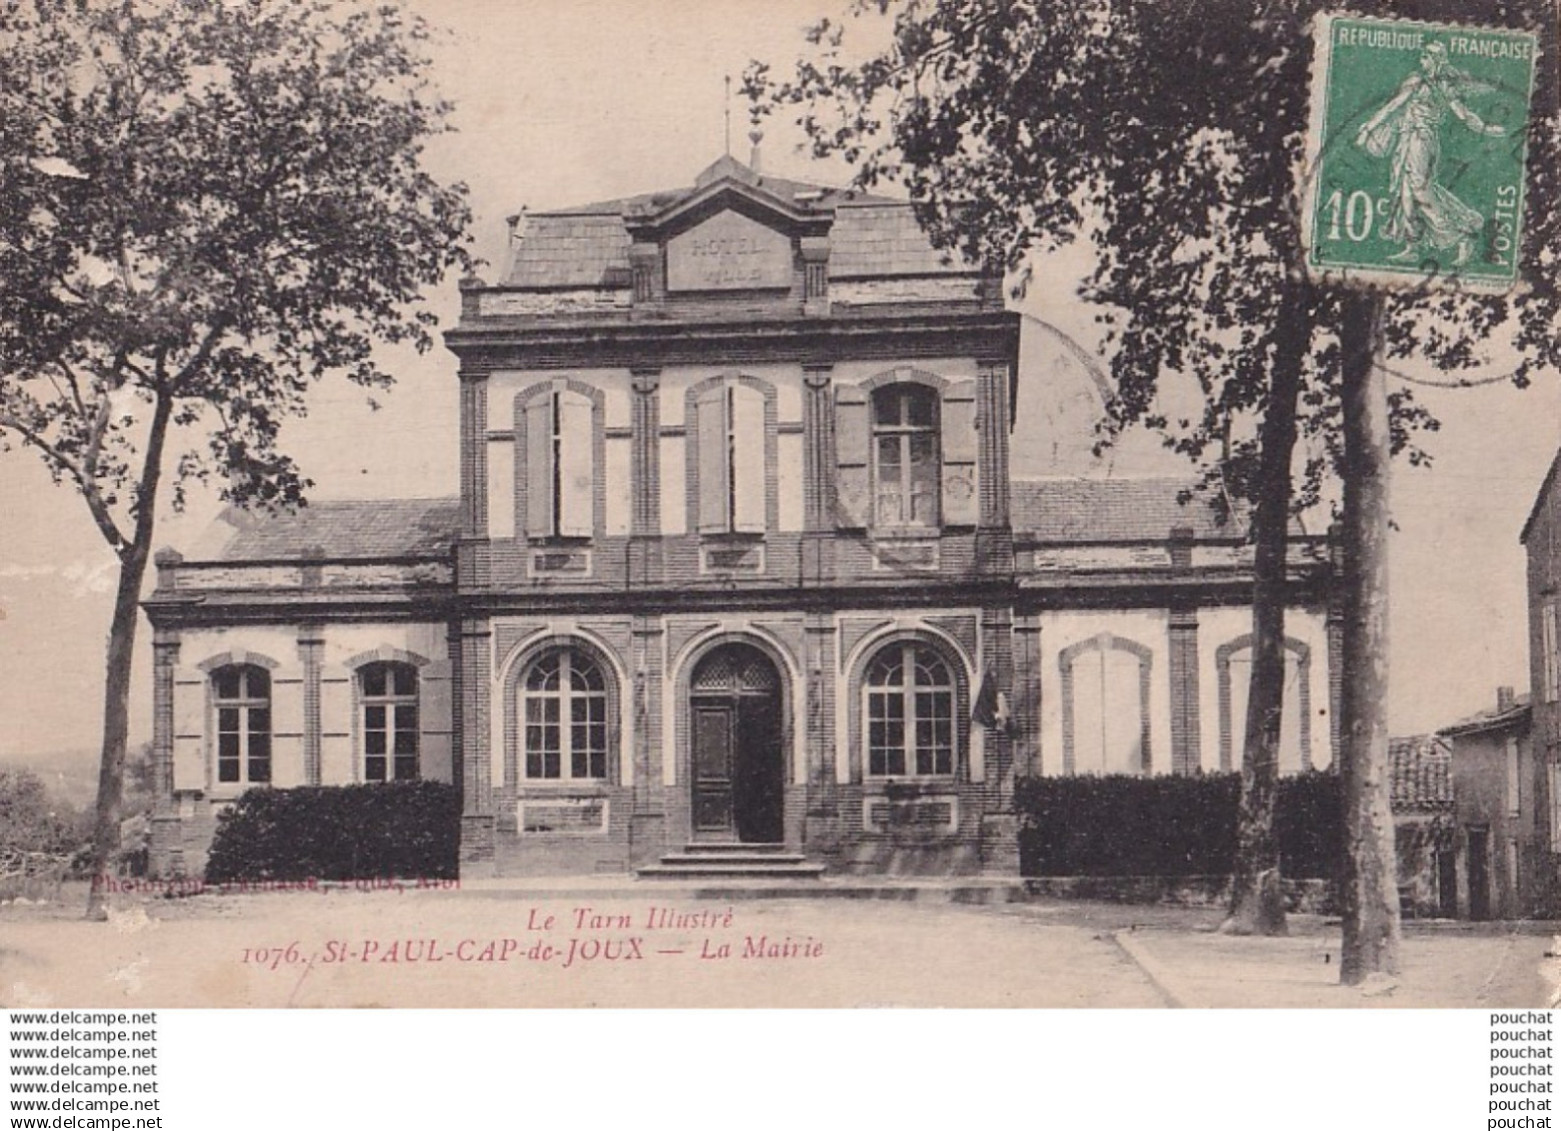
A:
[[637, 842, 826, 880], [678, 841, 790, 856]]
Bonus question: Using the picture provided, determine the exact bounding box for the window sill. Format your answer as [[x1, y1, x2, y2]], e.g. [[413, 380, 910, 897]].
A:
[[868, 526, 941, 541], [515, 781, 613, 796], [865, 778, 959, 797]]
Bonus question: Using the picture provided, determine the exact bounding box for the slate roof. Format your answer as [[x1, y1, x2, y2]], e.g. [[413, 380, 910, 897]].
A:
[[1439, 696, 1531, 738], [502, 157, 974, 289], [1012, 478, 1241, 541], [1389, 735, 1454, 813], [206, 497, 461, 561]]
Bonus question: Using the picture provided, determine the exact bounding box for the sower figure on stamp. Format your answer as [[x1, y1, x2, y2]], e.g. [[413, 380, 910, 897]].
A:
[[1355, 41, 1507, 267]]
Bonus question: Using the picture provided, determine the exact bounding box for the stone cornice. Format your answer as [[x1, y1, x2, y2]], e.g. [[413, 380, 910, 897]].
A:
[[444, 309, 1021, 371]]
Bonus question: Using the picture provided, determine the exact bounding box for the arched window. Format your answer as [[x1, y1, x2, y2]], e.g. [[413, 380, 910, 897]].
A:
[[1061, 635, 1152, 775], [1217, 636, 1313, 773], [521, 649, 608, 781], [212, 665, 271, 786], [864, 641, 955, 777], [360, 661, 419, 782], [871, 385, 940, 527]]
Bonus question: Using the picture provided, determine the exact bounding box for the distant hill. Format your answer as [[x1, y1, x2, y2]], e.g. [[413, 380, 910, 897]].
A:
[[2, 748, 104, 811]]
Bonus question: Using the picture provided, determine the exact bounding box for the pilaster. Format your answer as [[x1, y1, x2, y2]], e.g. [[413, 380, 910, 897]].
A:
[[801, 365, 836, 582], [149, 628, 182, 878], [1013, 614, 1042, 777], [975, 360, 1013, 573], [455, 616, 495, 870], [629, 615, 666, 867], [459, 365, 489, 539], [629, 368, 663, 585], [1168, 606, 1202, 775], [298, 626, 325, 785]]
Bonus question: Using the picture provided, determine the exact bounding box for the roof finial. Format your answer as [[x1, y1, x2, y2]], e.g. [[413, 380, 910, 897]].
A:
[[724, 74, 732, 157]]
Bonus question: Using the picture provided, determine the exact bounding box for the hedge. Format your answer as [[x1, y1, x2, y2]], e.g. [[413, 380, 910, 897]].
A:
[[1015, 771, 1341, 879], [204, 782, 460, 884]]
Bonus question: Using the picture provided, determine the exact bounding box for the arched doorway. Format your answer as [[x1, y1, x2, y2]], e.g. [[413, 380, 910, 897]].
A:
[[689, 643, 784, 843]]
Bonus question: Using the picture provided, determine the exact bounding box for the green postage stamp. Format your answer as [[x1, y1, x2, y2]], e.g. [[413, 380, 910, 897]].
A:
[[1303, 13, 1539, 292]]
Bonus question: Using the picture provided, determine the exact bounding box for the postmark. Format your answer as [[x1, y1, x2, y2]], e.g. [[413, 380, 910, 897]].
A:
[[1302, 13, 1539, 293]]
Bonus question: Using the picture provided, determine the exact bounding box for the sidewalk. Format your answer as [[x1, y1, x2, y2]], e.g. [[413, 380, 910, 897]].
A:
[[1110, 918, 1560, 1008]]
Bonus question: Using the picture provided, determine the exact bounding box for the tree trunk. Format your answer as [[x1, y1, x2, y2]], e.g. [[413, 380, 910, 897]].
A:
[[84, 390, 172, 920], [1223, 284, 1311, 937], [1337, 288, 1400, 984]]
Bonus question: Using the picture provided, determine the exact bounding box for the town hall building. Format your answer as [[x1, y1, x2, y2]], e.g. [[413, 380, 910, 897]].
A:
[[142, 153, 1338, 879]]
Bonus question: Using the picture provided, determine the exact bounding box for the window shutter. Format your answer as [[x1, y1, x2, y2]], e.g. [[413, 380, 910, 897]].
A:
[[418, 667, 452, 781], [941, 379, 979, 526], [172, 677, 204, 791], [524, 394, 555, 538], [696, 384, 729, 533], [730, 384, 766, 533], [270, 677, 304, 787], [834, 384, 869, 528], [1546, 604, 1560, 702], [556, 390, 594, 538]]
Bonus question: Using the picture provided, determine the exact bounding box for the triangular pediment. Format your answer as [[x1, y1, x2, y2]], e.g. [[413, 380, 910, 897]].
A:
[[664, 206, 795, 292], [631, 176, 827, 235]]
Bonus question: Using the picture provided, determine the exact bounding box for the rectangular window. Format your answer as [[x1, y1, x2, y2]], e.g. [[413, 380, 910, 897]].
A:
[[1507, 737, 1522, 818]]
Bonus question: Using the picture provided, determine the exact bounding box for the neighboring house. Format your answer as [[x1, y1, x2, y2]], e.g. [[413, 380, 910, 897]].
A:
[[1389, 734, 1457, 919], [142, 152, 1337, 880], [1439, 689, 1538, 919], [1523, 448, 1561, 897]]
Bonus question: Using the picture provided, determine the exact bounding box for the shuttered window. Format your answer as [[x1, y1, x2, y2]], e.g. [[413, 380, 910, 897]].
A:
[[871, 385, 940, 527], [835, 376, 979, 530], [695, 382, 765, 535], [524, 388, 595, 539]]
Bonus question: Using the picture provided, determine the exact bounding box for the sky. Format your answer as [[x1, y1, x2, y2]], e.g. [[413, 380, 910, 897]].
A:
[[1, 0, 1558, 765]]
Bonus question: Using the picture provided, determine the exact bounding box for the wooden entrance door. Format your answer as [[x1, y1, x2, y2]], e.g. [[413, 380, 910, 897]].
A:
[[690, 644, 783, 842]]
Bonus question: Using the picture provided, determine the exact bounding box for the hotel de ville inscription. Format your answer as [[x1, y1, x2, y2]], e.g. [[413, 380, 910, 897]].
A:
[[666, 210, 793, 291]]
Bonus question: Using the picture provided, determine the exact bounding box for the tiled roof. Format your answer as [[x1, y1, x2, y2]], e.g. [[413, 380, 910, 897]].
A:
[[1012, 478, 1241, 541], [1389, 735, 1454, 813], [501, 158, 975, 289], [204, 497, 461, 561]]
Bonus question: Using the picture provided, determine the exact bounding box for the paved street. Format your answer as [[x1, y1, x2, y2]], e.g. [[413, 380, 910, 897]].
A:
[[1, 884, 1554, 1008]]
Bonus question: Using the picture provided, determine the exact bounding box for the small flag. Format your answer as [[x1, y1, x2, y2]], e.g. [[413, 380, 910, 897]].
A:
[[973, 667, 1015, 736]]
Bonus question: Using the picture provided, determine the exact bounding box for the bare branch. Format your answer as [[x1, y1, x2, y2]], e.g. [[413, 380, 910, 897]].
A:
[[0, 410, 130, 554]]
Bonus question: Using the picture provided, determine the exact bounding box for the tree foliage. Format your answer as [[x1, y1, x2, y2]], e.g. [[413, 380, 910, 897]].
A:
[[0, 0, 473, 525], [0, 768, 83, 856], [745, 0, 1560, 506], [0, 0, 473, 913]]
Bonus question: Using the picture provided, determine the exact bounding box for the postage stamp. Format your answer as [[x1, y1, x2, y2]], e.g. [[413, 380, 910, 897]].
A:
[[1303, 12, 1539, 292]]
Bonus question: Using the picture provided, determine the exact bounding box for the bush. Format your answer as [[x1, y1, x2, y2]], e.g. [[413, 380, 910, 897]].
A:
[[204, 782, 460, 884], [1016, 771, 1341, 879]]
